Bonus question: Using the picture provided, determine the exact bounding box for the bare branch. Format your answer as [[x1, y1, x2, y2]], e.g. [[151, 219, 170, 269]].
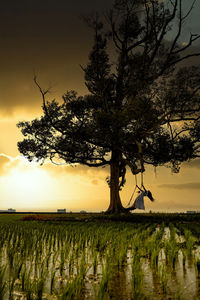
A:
[[170, 116, 200, 122], [172, 33, 200, 55], [167, 0, 182, 55], [33, 75, 50, 112], [170, 52, 200, 66], [174, 128, 192, 139], [182, 0, 196, 21], [147, 0, 178, 67], [107, 10, 123, 49], [80, 160, 109, 167], [34, 76, 64, 135]]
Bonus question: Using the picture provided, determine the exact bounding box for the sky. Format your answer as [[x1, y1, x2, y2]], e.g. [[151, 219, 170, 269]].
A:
[[0, 0, 200, 212]]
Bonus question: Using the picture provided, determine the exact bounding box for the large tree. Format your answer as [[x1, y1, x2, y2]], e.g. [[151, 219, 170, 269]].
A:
[[18, 0, 200, 213]]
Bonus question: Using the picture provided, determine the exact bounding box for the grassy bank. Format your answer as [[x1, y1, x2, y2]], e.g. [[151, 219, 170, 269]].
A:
[[15, 211, 200, 224]]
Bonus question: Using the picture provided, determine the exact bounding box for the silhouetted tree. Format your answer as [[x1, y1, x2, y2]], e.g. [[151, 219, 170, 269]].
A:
[[18, 0, 200, 213]]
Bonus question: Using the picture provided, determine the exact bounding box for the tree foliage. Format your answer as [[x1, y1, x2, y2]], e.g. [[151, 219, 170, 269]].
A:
[[18, 0, 200, 213]]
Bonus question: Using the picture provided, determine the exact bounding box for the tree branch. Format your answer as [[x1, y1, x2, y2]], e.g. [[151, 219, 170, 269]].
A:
[[34, 76, 64, 135], [147, 0, 178, 67]]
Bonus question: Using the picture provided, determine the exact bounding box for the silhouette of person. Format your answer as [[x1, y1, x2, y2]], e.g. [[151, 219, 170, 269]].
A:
[[126, 185, 154, 211]]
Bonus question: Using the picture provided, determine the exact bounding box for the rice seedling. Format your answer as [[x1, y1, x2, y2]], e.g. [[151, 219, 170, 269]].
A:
[[92, 251, 98, 275], [117, 238, 128, 270], [151, 247, 160, 270], [159, 264, 169, 294], [0, 214, 200, 299], [8, 277, 15, 300], [182, 249, 186, 268], [164, 237, 179, 271], [144, 226, 163, 271], [68, 253, 75, 276], [7, 247, 15, 271], [79, 251, 87, 280], [196, 259, 200, 276], [131, 253, 144, 299], [34, 277, 45, 300], [61, 281, 76, 300], [21, 268, 26, 292], [0, 266, 7, 299], [59, 250, 66, 277], [97, 260, 111, 300], [173, 281, 184, 300], [184, 229, 196, 260], [50, 270, 56, 294]]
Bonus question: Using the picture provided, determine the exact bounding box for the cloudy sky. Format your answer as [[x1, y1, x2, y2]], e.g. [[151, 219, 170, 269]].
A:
[[0, 0, 200, 212]]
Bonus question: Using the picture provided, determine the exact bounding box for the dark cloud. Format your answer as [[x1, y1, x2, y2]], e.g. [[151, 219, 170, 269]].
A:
[[0, 1, 199, 116], [0, 0, 113, 14], [158, 182, 200, 190], [0, 11, 92, 114]]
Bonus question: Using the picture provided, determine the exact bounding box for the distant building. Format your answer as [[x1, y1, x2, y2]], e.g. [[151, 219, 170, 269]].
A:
[[8, 208, 16, 212], [57, 209, 66, 213], [80, 210, 87, 213], [186, 210, 197, 214]]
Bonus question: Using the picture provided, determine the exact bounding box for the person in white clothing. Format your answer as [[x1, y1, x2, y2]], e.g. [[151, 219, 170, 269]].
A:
[[126, 185, 154, 211]]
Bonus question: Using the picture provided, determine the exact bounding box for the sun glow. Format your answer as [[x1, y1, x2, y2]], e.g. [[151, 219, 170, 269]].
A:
[[1, 167, 53, 209]]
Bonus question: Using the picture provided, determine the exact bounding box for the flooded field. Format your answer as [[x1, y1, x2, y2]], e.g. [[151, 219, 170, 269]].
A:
[[0, 214, 200, 299]]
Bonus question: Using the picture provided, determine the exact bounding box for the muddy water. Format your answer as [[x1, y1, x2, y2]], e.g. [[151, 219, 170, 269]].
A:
[[102, 227, 199, 299]]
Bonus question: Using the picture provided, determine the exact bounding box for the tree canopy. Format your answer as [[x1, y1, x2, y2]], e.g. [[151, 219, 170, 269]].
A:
[[18, 0, 200, 213]]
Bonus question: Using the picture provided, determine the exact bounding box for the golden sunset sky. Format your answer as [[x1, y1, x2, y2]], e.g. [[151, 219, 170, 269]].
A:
[[0, 0, 200, 212]]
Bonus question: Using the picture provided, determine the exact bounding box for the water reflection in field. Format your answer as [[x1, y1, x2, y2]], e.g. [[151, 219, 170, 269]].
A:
[[0, 221, 199, 299]]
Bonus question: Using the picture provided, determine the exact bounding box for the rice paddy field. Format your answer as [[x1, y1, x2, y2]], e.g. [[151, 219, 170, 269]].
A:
[[1, 213, 200, 299]]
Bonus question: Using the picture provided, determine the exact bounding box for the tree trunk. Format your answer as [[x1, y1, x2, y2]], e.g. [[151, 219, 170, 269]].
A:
[[106, 150, 126, 214]]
